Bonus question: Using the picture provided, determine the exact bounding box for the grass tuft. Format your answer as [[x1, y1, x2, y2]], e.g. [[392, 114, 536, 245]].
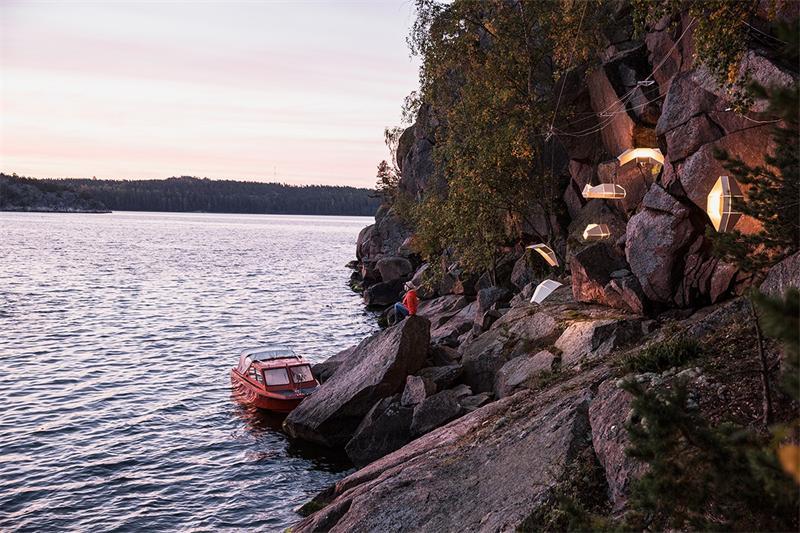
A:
[[620, 338, 702, 374]]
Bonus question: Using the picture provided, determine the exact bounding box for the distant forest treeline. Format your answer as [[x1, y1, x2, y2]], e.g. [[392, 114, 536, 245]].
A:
[[0, 173, 380, 215]]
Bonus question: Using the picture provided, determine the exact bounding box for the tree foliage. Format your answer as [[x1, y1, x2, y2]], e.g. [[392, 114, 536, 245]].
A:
[[405, 0, 608, 276], [617, 378, 799, 531], [631, 0, 766, 97]]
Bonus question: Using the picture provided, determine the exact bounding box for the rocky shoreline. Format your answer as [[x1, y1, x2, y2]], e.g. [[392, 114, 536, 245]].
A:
[[284, 262, 795, 531], [280, 2, 799, 530]]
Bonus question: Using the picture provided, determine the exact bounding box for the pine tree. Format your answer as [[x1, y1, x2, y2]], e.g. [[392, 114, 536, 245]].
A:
[[619, 378, 799, 531]]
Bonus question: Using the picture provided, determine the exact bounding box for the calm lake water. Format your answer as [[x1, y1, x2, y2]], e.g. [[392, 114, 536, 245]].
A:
[[0, 211, 378, 532]]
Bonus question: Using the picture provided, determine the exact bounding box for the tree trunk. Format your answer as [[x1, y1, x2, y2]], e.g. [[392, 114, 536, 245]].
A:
[[749, 297, 773, 426]]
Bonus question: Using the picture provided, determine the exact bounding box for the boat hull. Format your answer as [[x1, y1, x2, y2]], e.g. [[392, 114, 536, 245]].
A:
[[230, 370, 305, 413]]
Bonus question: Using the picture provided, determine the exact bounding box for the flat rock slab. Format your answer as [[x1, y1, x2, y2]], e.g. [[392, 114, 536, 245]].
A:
[[555, 318, 643, 367], [292, 367, 610, 533], [284, 315, 430, 447], [494, 350, 556, 398]]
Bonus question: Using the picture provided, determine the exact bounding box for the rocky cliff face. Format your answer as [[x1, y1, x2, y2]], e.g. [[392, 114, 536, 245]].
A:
[[353, 6, 795, 314], [292, 5, 798, 531]]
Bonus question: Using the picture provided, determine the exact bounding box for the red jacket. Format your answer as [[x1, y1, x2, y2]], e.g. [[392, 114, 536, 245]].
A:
[[402, 290, 419, 315]]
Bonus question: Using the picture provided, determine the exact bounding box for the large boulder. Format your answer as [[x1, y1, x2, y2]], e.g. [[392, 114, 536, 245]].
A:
[[655, 71, 718, 138], [493, 350, 556, 398], [570, 243, 627, 305], [417, 295, 470, 330], [429, 301, 478, 346], [345, 395, 414, 468], [677, 127, 771, 235], [563, 160, 594, 219], [474, 286, 512, 332], [760, 251, 800, 297], [461, 308, 560, 392], [363, 278, 405, 309], [510, 255, 537, 291], [410, 263, 435, 299], [400, 375, 435, 407], [589, 379, 647, 512], [664, 114, 723, 163], [567, 200, 628, 259], [292, 369, 606, 533], [376, 256, 414, 282], [312, 344, 356, 383], [625, 185, 700, 304], [284, 316, 431, 447], [596, 159, 656, 215], [416, 365, 463, 391], [555, 318, 644, 367], [409, 389, 464, 437], [355, 207, 413, 269]]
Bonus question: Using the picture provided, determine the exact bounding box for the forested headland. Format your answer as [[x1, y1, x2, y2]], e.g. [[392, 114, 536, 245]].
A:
[[0, 173, 380, 216]]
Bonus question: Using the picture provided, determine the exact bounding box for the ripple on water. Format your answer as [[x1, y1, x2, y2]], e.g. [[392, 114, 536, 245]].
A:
[[0, 212, 378, 532]]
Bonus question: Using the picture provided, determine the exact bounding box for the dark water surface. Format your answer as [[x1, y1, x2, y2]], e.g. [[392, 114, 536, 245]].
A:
[[0, 212, 378, 532]]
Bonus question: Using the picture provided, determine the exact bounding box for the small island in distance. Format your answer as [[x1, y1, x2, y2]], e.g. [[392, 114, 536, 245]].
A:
[[0, 173, 380, 216]]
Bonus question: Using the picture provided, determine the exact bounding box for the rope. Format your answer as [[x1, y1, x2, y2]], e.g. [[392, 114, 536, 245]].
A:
[[550, 17, 696, 138], [547, 0, 590, 139]]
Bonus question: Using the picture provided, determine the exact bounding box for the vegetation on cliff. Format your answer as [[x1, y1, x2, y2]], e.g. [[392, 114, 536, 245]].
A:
[[0, 173, 379, 216]]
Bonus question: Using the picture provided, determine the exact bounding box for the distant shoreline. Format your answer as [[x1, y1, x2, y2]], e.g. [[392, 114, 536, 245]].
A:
[[0, 208, 375, 217], [1, 207, 112, 214], [1, 173, 381, 217]]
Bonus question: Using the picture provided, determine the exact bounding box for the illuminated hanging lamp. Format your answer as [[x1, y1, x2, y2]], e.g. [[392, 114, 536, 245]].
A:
[[617, 148, 664, 175], [706, 175, 743, 232], [530, 279, 563, 304], [582, 183, 627, 200], [582, 223, 611, 241], [526, 244, 558, 267]]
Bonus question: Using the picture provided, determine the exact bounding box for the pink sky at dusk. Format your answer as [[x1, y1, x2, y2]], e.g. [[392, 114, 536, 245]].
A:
[[0, 1, 420, 187]]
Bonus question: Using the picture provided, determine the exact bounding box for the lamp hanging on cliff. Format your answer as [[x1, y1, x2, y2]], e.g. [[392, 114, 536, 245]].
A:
[[531, 279, 563, 304], [582, 183, 627, 200], [706, 175, 743, 232], [582, 223, 611, 241], [526, 244, 558, 267], [617, 148, 664, 175]]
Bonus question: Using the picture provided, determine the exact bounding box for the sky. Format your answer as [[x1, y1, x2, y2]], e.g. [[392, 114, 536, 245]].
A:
[[0, 1, 420, 187]]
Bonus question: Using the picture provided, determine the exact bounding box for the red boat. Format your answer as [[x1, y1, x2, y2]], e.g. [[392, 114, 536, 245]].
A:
[[230, 346, 320, 413]]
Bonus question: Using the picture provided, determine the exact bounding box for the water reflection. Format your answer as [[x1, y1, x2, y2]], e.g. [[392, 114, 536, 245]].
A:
[[231, 402, 353, 474], [0, 211, 375, 531]]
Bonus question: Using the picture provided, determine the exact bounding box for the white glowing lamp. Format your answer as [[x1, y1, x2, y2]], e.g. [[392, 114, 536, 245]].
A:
[[582, 183, 627, 200], [706, 175, 743, 232], [582, 223, 611, 241], [526, 244, 558, 267], [617, 148, 664, 175], [530, 279, 563, 304]]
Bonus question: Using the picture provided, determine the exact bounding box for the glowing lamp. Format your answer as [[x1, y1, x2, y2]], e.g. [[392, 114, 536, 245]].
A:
[[582, 183, 627, 200], [617, 148, 664, 175], [582, 223, 611, 241], [706, 175, 743, 232], [530, 279, 563, 304], [526, 244, 558, 267]]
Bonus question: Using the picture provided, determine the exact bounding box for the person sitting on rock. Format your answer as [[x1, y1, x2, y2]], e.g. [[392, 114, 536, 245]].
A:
[[393, 282, 419, 323]]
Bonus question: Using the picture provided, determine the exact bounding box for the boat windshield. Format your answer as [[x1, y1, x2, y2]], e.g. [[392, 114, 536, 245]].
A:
[[289, 365, 313, 384], [264, 367, 290, 386]]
